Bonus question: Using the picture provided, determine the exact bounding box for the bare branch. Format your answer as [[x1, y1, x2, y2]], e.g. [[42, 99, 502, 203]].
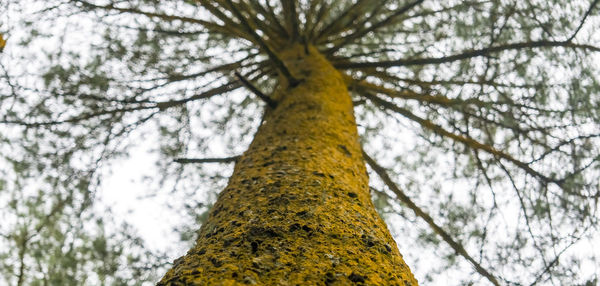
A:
[[247, 0, 288, 39], [336, 40, 600, 69], [527, 225, 591, 286], [324, 0, 424, 54], [566, 0, 599, 42], [363, 152, 501, 286], [1, 81, 241, 127], [281, 0, 300, 42], [155, 80, 242, 110], [235, 71, 277, 108], [316, 0, 373, 40], [222, 0, 283, 44], [16, 229, 28, 286], [495, 160, 553, 279], [72, 0, 242, 37], [306, 0, 336, 41], [223, 0, 300, 87], [1, 106, 154, 127], [362, 92, 564, 188], [352, 78, 492, 108], [174, 156, 239, 164]]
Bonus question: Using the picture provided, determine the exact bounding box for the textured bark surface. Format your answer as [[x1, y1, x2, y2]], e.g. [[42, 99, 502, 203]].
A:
[[158, 46, 417, 285]]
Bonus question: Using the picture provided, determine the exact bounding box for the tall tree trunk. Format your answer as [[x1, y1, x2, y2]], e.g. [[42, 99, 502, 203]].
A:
[[159, 46, 417, 285]]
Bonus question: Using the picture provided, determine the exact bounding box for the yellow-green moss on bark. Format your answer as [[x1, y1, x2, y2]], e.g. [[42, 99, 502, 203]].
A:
[[158, 46, 417, 285]]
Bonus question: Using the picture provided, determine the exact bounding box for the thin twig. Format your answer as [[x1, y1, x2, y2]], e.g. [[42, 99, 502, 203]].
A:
[[363, 92, 566, 189], [566, 0, 599, 42], [324, 0, 424, 54], [1, 82, 240, 127], [363, 151, 501, 286], [72, 0, 239, 37], [234, 71, 277, 108]]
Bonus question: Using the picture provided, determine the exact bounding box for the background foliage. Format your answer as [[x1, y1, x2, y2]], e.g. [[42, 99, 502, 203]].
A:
[[1, 0, 599, 285]]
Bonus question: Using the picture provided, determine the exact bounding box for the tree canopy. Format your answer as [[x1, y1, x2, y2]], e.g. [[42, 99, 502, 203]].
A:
[[1, 0, 599, 285]]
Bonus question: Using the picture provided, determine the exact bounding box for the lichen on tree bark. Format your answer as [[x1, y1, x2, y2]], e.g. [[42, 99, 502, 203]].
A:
[[158, 46, 417, 285]]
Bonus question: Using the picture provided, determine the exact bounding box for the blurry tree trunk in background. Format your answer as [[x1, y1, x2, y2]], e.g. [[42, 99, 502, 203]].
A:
[[158, 46, 418, 285]]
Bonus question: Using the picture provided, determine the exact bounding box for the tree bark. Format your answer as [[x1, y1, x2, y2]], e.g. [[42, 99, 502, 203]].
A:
[[158, 46, 417, 285]]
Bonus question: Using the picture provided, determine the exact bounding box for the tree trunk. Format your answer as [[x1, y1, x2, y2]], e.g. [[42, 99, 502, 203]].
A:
[[158, 46, 417, 285]]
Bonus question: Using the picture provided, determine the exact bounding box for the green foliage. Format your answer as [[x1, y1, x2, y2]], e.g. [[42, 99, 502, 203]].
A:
[[1, 0, 599, 285]]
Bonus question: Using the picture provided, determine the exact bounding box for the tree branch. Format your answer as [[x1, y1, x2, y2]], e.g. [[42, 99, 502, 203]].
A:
[[16, 228, 28, 286], [352, 78, 492, 108], [281, 0, 300, 42], [155, 80, 242, 110], [247, 0, 288, 40], [324, 0, 424, 54], [566, 0, 599, 42], [235, 71, 277, 108], [315, 0, 372, 41], [363, 152, 501, 286], [336, 40, 600, 69], [224, 0, 300, 87], [1, 81, 241, 127], [306, 0, 334, 41], [362, 92, 564, 188], [72, 0, 243, 38], [173, 156, 239, 164]]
